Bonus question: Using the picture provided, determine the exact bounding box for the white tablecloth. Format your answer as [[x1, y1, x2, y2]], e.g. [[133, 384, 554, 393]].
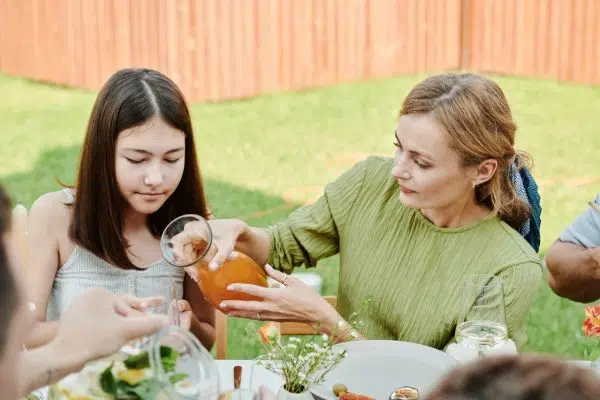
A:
[[36, 360, 282, 399]]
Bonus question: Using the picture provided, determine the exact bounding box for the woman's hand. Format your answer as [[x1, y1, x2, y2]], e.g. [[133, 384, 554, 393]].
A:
[[169, 218, 249, 279], [220, 265, 340, 329], [205, 219, 251, 269]]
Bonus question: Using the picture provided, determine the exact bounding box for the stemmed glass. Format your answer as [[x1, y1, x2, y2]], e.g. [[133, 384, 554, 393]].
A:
[[455, 274, 507, 357]]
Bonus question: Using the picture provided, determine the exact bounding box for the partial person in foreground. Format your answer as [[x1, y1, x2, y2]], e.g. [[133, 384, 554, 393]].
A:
[[175, 72, 544, 350], [547, 194, 600, 302], [0, 185, 168, 398], [425, 354, 600, 400]]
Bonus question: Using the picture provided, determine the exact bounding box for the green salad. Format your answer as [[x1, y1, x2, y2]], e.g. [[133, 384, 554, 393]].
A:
[[50, 346, 193, 400], [98, 346, 188, 399]]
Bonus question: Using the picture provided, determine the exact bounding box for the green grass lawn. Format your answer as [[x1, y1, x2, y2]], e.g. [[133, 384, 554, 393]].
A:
[[1, 72, 599, 360]]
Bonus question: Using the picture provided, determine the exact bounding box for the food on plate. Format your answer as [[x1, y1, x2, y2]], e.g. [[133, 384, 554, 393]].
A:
[[390, 386, 420, 399], [48, 346, 192, 399], [338, 392, 375, 400], [332, 383, 349, 396]]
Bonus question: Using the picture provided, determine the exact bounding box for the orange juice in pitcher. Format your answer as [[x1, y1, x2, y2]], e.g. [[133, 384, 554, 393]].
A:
[[160, 214, 268, 309]]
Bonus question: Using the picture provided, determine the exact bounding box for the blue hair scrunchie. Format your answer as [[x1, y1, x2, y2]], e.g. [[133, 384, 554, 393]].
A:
[[510, 161, 542, 252]]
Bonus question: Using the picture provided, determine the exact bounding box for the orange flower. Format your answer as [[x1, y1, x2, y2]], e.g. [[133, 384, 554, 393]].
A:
[[258, 322, 280, 345], [583, 305, 600, 336]]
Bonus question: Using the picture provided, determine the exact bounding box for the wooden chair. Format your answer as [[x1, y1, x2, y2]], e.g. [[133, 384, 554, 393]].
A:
[[214, 296, 337, 359], [215, 309, 229, 360]]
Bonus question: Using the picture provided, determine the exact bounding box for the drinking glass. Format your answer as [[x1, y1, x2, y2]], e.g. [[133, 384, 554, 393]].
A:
[[146, 276, 181, 326], [455, 274, 507, 357], [121, 274, 180, 355], [160, 214, 268, 310]]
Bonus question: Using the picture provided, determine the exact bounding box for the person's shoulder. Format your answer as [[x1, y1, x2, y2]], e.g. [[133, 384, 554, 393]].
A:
[[347, 155, 394, 188], [362, 155, 394, 174], [488, 219, 543, 268], [341, 155, 393, 172], [328, 155, 393, 191], [336, 155, 394, 189], [557, 193, 600, 248], [29, 190, 73, 230]]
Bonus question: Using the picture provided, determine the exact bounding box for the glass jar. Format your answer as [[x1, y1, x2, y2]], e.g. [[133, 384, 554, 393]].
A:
[[160, 214, 268, 309]]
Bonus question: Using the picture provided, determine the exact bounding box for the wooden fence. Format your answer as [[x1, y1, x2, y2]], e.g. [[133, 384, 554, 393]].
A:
[[0, 0, 598, 103], [463, 0, 600, 84]]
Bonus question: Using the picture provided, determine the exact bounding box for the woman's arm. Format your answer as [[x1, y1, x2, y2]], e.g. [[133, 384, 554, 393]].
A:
[[183, 274, 215, 350], [182, 160, 368, 278], [248, 160, 370, 273], [24, 192, 66, 348]]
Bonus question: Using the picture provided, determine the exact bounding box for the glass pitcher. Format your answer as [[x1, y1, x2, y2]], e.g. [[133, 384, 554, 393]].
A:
[[48, 326, 220, 399], [160, 214, 268, 309]]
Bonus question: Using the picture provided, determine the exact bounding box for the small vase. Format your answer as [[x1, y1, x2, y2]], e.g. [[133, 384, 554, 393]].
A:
[[276, 385, 313, 400]]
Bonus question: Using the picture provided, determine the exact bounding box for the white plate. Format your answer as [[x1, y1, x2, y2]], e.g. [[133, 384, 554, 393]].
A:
[[310, 340, 457, 400]]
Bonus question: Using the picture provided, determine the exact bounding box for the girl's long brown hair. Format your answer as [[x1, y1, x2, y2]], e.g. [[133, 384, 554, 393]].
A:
[[0, 185, 20, 355], [70, 68, 209, 270], [400, 72, 531, 229]]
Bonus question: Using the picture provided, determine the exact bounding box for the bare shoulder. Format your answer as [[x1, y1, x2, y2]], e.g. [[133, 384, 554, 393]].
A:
[[29, 190, 73, 232]]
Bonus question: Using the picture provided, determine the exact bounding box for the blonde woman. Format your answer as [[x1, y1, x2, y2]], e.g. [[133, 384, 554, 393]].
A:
[[182, 73, 543, 350]]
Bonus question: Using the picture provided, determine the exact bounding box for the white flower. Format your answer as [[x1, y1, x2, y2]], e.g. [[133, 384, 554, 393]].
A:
[[289, 337, 301, 343], [287, 343, 298, 350], [321, 334, 329, 341]]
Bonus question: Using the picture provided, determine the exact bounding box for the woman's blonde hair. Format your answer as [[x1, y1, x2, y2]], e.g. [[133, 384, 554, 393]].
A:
[[400, 72, 531, 229]]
